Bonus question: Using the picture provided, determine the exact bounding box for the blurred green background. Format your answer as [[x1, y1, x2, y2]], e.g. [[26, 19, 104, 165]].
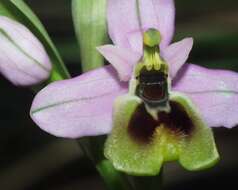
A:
[[0, 0, 238, 189]]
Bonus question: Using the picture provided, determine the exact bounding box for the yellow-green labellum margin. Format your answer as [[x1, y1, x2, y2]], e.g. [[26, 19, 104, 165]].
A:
[[104, 92, 219, 176]]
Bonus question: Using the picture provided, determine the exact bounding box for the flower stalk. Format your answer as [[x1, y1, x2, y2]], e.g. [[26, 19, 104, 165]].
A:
[[78, 136, 133, 190], [131, 171, 163, 190]]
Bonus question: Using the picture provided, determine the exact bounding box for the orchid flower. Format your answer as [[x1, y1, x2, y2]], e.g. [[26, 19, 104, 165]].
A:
[[30, 0, 238, 175], [0, 16, 52, 86]]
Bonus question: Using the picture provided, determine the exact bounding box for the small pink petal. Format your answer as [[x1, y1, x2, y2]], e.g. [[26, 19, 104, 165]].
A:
[[30, 65, 128, 138], [97, 45, 141, 81], [162, 38, 193, 79], [173, 64, 238, 128], [107, 0, 140, 49], [0, 16, 51, 86], [138, 0, 175, 49]]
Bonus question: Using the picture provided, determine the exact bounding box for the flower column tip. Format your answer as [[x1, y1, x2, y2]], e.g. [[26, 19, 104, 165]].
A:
[[143, 28, 162, 48]]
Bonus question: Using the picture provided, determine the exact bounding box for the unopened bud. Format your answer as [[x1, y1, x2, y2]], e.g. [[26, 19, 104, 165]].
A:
[[0, 16, 52, 86]]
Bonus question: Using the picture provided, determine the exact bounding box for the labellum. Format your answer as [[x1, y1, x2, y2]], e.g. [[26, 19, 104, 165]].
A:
[[104, 29, 219, 176]]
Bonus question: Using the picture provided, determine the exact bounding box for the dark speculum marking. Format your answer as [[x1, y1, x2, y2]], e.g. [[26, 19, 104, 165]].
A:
[[136, 68, 168, 107], [128, 103, 158, 144], [128, 102, 194, 144]]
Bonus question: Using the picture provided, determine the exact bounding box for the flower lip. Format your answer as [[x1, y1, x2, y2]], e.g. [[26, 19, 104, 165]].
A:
[[128, 103, 158, 144], [128, 101, 195, 144], [160, 101, 194, 136]]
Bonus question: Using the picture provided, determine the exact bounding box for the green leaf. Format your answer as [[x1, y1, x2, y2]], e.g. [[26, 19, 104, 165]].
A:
[[72, 0, 109, 72], [0, 0, 70, 81], [104, 93, 219, 176]]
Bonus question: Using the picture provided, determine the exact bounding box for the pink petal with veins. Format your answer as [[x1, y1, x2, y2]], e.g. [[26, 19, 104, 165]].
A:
[[107, 0, 140, 49], [173, 64, 238, 128], [31, 65, 128, 138], [138, 0, 175, 48]]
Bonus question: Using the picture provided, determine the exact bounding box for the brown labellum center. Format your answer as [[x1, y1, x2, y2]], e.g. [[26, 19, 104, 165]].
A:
[[128, 102, 194, 144]]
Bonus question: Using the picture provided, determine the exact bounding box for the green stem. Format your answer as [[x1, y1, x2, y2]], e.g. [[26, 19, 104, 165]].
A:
[[96, 160, 132, 190], [130, 170, 163, 190], [77, 136, 133, 190]]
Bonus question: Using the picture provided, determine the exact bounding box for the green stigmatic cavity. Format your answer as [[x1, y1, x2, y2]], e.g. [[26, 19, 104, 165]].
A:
[[104, 29, 219, 176], [136, 67, 169, 108]]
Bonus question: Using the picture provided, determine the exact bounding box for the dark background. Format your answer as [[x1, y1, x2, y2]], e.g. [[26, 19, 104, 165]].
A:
[[0, 0, 238, 189]]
